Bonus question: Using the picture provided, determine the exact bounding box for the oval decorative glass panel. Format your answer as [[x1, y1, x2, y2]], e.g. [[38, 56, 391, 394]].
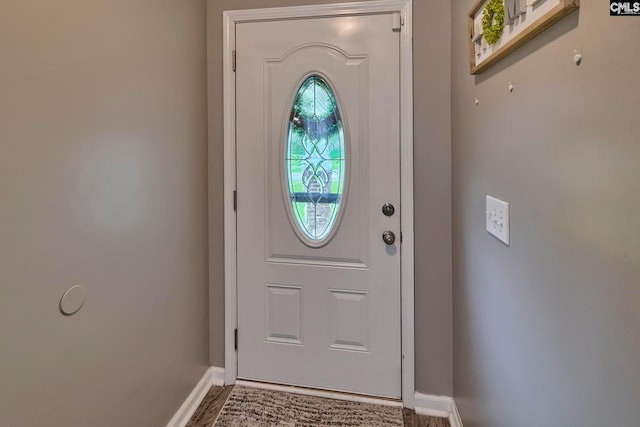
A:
[[285, 75, 346, 245]]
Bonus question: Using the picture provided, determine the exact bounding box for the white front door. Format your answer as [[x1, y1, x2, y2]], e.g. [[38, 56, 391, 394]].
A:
[[235, 13, 401, 398]]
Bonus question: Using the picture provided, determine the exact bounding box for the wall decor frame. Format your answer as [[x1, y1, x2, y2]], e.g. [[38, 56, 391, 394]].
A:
[[468, 0, 579, 74]]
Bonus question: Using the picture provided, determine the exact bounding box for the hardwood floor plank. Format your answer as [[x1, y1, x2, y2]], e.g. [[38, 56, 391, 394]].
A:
[[186, 385, 233, 427], [403, 407, 420, 427], [403, 408, 451, 427]]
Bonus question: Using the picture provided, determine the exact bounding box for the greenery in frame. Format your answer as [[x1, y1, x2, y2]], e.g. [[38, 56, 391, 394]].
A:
[[482, 0, 505, 46]]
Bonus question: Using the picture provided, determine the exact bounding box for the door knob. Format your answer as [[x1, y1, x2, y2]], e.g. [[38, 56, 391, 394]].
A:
[[382, 203, 395, 217], [382, 231, 396, 245]]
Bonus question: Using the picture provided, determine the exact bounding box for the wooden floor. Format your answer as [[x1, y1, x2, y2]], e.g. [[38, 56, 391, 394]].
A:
[[186, 385, 233, 427], [402, 408, 451, 427], [187, 385, 451, 427]]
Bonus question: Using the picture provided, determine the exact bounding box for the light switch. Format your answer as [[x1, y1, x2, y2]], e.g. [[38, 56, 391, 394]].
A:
[[486, 196, 510, 245]]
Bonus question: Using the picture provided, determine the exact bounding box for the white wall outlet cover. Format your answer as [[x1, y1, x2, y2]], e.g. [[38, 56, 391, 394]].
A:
[[486, 196, 510, 245]]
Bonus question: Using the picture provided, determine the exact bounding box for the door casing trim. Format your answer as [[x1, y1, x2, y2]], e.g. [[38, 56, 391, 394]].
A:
[[221, 0, 414, 408]]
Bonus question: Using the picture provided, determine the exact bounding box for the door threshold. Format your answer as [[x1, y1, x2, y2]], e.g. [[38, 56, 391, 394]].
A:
[[235, 379, 403, 408]]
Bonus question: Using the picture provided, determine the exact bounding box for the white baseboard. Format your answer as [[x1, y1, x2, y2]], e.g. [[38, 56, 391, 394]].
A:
[[210, 366, 225, 386], [414, 392, 463, 427], [414, 392, 452, 417], [449, 398, 464, 427], [166, 366, 225, 427]]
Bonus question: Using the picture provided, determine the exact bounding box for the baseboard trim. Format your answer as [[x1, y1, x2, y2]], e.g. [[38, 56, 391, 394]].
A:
[[414, 392, 452, 415], [210, 366, 225, 386], [166, 366, 225, 427], [414, 392, 463, 427], [450, 398, 464, 427]]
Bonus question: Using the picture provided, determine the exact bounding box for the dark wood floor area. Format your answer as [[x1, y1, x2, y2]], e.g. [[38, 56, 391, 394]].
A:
[[187, 385, 451, 427], [186, 385, 233, 427], [402, 408, 451, 427]]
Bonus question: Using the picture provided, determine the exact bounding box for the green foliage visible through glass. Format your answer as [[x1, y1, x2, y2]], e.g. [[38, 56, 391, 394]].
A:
[[286, 76, 346, 243]]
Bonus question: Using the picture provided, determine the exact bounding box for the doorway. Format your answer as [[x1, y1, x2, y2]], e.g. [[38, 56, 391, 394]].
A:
[[221, 0, 415, 406]]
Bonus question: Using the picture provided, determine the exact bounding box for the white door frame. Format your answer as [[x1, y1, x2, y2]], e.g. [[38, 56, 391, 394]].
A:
[[221, 0, 415, 408]]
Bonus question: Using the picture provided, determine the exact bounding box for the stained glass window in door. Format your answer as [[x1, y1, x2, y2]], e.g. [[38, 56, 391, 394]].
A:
[[285, 76, 346, 244]]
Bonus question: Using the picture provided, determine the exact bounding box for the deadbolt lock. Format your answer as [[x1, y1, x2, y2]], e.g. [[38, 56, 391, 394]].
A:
[[382, 203, 395, 217]]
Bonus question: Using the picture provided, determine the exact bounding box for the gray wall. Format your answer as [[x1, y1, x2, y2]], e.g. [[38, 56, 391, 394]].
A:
[[207, 0, 453, 395], [452, 1, 640, 426], [0, 1, 209, 426]]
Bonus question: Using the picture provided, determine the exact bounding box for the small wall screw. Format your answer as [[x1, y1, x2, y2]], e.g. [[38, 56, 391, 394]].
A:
[[573, 50, 582, 66]]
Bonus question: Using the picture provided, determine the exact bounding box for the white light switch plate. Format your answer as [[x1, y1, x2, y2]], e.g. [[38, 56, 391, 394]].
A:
[[486, 196, 510, 245]]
